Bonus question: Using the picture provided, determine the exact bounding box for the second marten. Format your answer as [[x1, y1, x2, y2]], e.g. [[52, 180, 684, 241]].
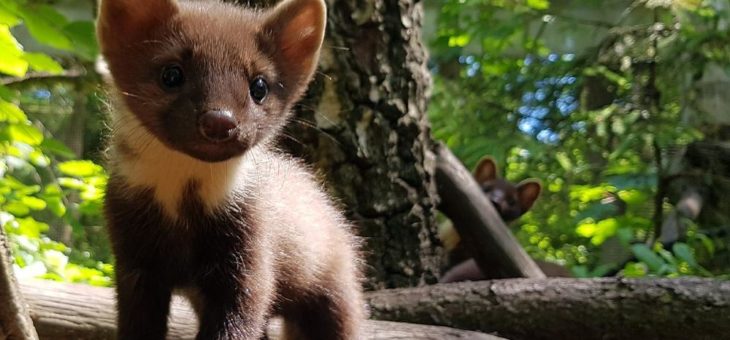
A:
[[98, 0, 364, 338], [438, 157, 563, 282]]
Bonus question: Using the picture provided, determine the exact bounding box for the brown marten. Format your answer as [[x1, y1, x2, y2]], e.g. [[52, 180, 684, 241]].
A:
[[439, 157, 569, 282], [98, 0, 364, 338]]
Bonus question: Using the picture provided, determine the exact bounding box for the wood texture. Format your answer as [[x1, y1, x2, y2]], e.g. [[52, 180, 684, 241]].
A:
[[367, 277, 730, 340], [18, 280, 502, 340]]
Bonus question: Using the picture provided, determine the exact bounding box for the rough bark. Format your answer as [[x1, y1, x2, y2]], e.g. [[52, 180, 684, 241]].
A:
[[435, 143, 545, 279], [0, 231, 39, 340], [278, 0, 440, 289], [367, 278, 730, 340], [18, 280, 501, 340]]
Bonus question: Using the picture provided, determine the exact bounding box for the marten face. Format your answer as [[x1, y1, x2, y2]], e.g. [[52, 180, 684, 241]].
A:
[[473, 157, 541, 223], [98, 0, 325, 162]]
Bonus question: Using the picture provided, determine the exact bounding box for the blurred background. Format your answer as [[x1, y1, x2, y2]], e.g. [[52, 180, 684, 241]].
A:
[[0, 0, 728, 288]]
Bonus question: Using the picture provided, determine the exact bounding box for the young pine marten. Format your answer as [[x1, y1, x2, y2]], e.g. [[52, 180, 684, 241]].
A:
[[439, 157, 569, 282], [98, 0, 364, 338]]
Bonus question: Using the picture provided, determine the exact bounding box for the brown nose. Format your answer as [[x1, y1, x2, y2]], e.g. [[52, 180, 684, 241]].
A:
[[199, 110, 238, 142]]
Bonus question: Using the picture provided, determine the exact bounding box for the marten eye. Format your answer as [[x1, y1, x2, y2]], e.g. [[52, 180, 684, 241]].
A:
[[249, 77, 268, 104], [161, 64, 185, 89]]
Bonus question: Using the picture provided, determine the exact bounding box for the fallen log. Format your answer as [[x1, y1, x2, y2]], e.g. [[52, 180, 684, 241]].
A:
[[367, 277, 730, 340], [435, 143, 544, 279], [18, 279, 501, 340]]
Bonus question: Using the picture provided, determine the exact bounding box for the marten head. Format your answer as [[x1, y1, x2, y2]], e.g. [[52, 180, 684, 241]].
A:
[[473, 157, 541, 222], [97, 0, 326, 162]]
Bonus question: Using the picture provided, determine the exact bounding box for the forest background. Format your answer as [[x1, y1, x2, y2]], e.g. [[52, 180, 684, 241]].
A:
[[0, 0, 729, 289]]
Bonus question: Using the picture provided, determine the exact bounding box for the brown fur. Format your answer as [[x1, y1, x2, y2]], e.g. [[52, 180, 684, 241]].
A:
[[473, 157, 541, 222], [98, 0, 364, 339]]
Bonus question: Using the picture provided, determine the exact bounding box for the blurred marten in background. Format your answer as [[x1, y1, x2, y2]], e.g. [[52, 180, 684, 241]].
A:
[[439, 157, 571, 282]]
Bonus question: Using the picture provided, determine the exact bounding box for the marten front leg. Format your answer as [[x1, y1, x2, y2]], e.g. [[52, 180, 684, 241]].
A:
[[195, 265, 275, 340], [115, 267, 172, 340], [280, 261, 364, 340]]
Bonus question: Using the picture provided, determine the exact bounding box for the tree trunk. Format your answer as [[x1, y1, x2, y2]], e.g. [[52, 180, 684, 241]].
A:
[[279, 0, 440, 289], [366, 278, 730, 340], [0, 230, 39, 340], [18, 280, 501, 340]]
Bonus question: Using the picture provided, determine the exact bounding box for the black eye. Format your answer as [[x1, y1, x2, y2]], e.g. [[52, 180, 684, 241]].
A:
[[161, 64, 185, 88], [250, 77, 268, 103]]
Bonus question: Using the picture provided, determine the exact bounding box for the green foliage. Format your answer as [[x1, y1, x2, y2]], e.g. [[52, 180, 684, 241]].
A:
[[429, 0, 729, 277], [0, 0, 109, 286]]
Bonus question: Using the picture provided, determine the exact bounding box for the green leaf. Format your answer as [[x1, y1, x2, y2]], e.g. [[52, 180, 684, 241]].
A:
[[527, 0, 550, 10], [0, 98, 27, 123], [7, 123, 44, 145], [57, 177, 84, 190], [0, 24, 28, 76], [58, 160, 103, 177], [672, 243, 698, 267], [29, 149, 49, 167], [16, 217, 48, 238], [447, 34, 470, 47], [20, 195, 45, 210], [631, 244, 665, 272], [622, 262, 648, 278], [63, 21, 98, 60], [0, 1, 20, 26], [22, 52, 62, 74], [556, 152, 573, 171], [4, 201, 29, 216], [18, 5, 71, 51], [45, 196, 65, 217], [40, 138, 75, 158]]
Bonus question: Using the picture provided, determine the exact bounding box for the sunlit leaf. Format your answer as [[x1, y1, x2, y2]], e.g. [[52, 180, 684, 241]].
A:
[[0, 24, 28, 76], [448, 34, 470, 47], [622, 262, 648, 277], [20, 195, 45, 210], [45, 196, 65, 217], [42, 249, 68, 273], [29, 149, 49, 167], [7, 123, 43, 145], [58, 160, 103, 177], [4, 201, 29, 216], [0, 98, 27, 123], [22, 52, 62, 74], [527, 0, 550, 10], [16, 217, 48, 238], [57, 177, 84, 190]]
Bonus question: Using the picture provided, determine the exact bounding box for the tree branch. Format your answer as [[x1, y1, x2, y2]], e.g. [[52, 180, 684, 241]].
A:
[[367, 278, 730, 340], [0, 71, 85, 87]]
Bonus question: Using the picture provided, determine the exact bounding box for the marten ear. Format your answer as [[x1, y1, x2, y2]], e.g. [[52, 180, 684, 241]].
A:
[[517, 180, 541, 211], [97, 0, 178, 52], [262, 0, 326, 93], [474, 157, 498, 184]]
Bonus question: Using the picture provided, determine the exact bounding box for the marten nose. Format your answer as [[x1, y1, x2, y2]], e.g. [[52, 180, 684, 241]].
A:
[[199, 110, 238, 142]]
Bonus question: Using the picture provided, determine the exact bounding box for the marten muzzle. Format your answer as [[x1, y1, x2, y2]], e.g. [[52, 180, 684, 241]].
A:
[[198, 109, 239, 142]]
